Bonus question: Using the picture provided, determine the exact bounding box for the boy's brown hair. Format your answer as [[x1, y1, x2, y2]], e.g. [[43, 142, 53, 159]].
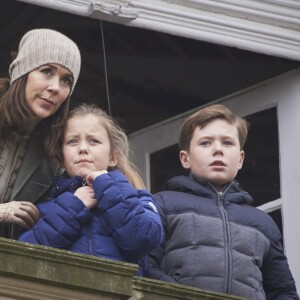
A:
[[179, 104, 249, 151]]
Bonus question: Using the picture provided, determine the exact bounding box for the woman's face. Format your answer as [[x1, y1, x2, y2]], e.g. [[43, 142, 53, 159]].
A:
[[25, 64, 73, 120]]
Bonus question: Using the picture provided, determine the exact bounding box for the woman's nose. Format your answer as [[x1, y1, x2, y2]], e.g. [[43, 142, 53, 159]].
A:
[[47, 76, 60, 92]]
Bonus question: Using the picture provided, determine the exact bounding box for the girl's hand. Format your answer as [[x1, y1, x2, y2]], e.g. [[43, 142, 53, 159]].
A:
[[74, 186, 97, 209], [86, 170, 108, 186]]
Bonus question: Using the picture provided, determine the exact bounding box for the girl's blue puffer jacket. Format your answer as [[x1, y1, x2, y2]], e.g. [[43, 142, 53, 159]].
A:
[[19, 169, 163, 275]]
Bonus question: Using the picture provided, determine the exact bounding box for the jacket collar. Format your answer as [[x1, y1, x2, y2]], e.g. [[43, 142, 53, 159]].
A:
[[49, 175, 85, 198], [164, 173, 253, 206]]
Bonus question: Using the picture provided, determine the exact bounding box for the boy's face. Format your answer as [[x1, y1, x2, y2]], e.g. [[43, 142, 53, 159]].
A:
[[180, 119, 244, 189], [62, 114, 117, 178]]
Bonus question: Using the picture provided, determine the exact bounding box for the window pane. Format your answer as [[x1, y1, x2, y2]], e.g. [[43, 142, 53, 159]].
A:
[[236, 107, 280, 206], [150, 144, 187, 193], [269, 209, 283, 238]]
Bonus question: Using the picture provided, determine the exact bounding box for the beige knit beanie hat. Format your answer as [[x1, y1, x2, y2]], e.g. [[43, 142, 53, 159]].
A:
[[9, 28, 81, 94]]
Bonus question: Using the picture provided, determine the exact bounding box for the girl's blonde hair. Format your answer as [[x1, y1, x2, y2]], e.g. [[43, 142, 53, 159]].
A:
[[50, 103, 145, 190]]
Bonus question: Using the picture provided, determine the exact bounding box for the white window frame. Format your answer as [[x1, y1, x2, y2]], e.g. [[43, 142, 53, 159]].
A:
[[17, 0, 300, 61], [129, 69, 300, 290]]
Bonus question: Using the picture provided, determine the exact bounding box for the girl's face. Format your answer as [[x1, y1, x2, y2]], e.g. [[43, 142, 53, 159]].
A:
[[25, 64, 73, 120], [62, 114, 117, 178]]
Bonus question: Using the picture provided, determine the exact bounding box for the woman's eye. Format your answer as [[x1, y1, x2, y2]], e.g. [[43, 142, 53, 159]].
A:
[[66, 139, 77, 145], [41, 68, 52, 75], [62, 76, 73, 87]]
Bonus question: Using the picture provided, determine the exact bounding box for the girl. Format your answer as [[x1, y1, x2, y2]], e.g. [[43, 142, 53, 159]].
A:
[[0, 28, 81, 238], [19, 103, 163, 275]]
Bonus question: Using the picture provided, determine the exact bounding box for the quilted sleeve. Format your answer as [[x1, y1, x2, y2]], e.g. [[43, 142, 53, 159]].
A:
[[146, 193, 177, 283], [18, 192, 92, 249], [92, 169, 163, 259], [262, 236, 299, 299]]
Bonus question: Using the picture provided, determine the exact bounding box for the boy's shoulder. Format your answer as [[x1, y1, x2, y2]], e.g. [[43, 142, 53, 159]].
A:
[[155, 176, 281, 243], [236, 204, 282, 241]]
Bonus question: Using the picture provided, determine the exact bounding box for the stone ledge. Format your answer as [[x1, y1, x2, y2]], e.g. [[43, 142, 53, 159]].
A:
[[131, 276, 245, 300], [0, 237, 137, 298], [0, 238, 245, 300]]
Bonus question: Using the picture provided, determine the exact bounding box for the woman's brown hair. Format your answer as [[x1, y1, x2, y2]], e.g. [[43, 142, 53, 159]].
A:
[[0, 75, 70, 146]]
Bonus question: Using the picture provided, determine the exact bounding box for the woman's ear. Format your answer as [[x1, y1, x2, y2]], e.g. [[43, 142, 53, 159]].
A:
[[179, 150, 190, 169]]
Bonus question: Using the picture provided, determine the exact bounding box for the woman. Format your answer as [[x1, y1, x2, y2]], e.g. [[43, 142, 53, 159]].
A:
[[0, 28, 81, 238]]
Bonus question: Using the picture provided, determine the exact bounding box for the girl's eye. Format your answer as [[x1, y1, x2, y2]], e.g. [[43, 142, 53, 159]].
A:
[[90, 139, 100, 144], [62, 76, 73, 87]]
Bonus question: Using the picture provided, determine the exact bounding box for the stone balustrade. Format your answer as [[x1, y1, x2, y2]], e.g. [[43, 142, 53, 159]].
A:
[[0, 238, 244, 300]]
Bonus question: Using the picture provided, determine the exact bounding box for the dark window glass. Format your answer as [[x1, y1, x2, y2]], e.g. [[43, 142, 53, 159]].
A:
[[236, 107, 280, 206], [150, 144, 188, 193], [269, 209, 283, 238]]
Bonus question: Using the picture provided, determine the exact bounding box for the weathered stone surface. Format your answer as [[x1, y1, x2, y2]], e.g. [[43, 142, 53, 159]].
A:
[[0, 238, 245, 300], [0, 238, 137, 298], [131, 276, 245, 300]]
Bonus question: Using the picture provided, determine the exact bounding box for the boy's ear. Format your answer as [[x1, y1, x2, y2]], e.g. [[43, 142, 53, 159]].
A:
[[180, 150, 190, 169], [238, 150, 245, 169]]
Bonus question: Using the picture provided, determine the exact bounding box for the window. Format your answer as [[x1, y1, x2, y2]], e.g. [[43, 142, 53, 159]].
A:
[[237, 108, 280, 206]]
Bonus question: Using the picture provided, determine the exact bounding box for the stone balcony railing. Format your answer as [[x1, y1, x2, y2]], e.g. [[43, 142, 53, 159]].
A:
[[0, 238, 245, 299]]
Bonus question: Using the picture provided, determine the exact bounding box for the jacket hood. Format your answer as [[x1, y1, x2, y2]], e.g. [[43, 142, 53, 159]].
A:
[[164, 174, 253, 206]]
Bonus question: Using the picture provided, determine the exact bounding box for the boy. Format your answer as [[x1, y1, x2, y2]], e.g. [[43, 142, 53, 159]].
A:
[[147, 104, 298, 299]]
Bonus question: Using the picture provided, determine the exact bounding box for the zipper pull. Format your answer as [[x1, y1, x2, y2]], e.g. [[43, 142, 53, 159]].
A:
[[82, 178, 87, 186], [218, 191, 224, 202]]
